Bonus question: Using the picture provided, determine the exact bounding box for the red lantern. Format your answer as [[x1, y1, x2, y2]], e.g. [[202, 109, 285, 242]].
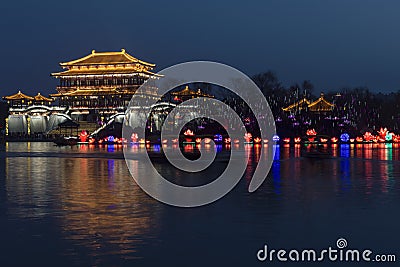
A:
[[79, 130, 88, 142], [363, 132, 373, 142]]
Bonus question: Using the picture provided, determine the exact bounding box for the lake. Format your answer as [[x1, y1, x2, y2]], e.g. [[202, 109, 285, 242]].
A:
[[0, 142, 398, 266]]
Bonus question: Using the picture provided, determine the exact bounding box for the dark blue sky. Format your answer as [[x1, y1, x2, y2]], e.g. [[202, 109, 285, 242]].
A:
[[1, 0, 399, 96]]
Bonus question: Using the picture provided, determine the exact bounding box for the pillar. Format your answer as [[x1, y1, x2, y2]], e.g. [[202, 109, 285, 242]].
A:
[[27, 117, 31, 135], [5, 118, 8, 136]]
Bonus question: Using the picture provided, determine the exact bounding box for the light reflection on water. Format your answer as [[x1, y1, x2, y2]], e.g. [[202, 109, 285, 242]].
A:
[[1, 142, 399, 266]]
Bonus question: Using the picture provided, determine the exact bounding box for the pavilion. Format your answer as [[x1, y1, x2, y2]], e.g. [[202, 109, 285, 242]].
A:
[[282, 93, 334, 113]]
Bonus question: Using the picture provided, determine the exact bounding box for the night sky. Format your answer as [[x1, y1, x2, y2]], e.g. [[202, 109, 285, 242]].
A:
[[1, 0, 399, 97]]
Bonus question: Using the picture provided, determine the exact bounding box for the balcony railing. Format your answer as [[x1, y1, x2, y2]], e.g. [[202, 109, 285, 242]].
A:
[[56, 84, 140, 90]]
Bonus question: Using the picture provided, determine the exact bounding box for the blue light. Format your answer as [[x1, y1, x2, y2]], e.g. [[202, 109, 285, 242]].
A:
[[272, 135, 280, 142], [214, 134, 223, 142], [340, 133, 350, 142], [107, 145, 114, 152]]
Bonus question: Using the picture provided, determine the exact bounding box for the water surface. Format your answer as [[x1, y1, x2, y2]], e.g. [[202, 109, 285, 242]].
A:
[[0, 142, 399, 266]]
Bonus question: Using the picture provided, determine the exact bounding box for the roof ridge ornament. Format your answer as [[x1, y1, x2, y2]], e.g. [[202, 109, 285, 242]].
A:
[[91, 49, 96, 54]]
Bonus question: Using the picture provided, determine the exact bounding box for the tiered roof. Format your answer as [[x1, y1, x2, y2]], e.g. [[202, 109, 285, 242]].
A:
[[171, 86, 214, 98], [282, 98, 311, 112], [308, 93, 334, 112], [51, 49, 157, 77], [34, 93, 53, 102], [60, 49, 154, 67], [3, 91, 53, 103], [282, 93, 334, 112], [3, 91, 34, 100]]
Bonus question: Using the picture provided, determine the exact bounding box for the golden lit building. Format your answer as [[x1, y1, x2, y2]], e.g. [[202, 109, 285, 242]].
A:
[[3, 91, 36, 108], [3, 91, 64, 135], [171, 85, 213, 102], [282, 98, 311, 112], [282, 93, 334, 113], [50, 49, 159, 121], [307, 93, 334, 112], [2, 49, 161, 137]]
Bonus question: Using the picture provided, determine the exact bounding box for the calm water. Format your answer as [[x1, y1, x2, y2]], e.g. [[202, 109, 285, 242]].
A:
[[0, 142, 399, 266]]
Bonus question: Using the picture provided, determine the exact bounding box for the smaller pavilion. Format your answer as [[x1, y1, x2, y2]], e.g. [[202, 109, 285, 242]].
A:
[[282, 93, 334, 113], [171, 86, 214, 102]]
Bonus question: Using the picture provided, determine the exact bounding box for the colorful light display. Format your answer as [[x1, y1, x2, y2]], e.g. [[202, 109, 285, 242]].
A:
[[204, 138, 212, 144], [183, 129, 194, 136], [131, 133, 138, 143], [340, 133, 350, 142], [214, 134, 223, 143], [306, 129, 317, 136], [378, 128, 388, 140], [363, 132, 374, 142], [385, 132, 393, 142], [79, 130, 88, 142], [254, 137, 262, 144], [306, 129, 317, 142], [244, 133, 253, 143]]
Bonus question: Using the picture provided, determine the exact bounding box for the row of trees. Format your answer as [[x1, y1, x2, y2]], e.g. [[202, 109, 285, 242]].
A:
[[252, 71, 400, 137]]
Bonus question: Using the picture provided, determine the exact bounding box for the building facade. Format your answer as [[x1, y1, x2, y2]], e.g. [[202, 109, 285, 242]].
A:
[[50, 49, 159, 122], [2, 49, 159, 136]]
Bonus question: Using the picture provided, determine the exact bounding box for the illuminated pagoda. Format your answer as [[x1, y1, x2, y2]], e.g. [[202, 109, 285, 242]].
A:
[[3, 91, 63, 136], [3, 91, 34, 108], [171, 85, 213, 102], [282, 98, 311, 112], [3, 91, 54, 109], [282, 93, 334, 113], [33, 93, 54, 106], [51, 49, 160, 122], [308, 93, 334, 112]]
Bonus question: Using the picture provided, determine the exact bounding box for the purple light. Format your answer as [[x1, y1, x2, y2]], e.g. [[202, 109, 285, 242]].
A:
[[272, 135, 280, 142]]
